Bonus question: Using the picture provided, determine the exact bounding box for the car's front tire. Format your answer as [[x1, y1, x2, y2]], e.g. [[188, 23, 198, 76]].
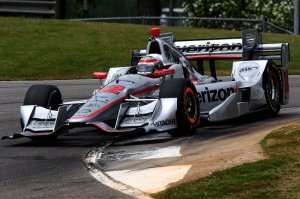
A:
[[159, 78, 200, 136], [24, 85, 62, 110], [23, 85, 63, 141]]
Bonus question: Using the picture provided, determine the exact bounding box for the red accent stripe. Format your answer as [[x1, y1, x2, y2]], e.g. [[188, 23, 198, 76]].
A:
[[139, 58, 157, 63], [96, 86, 107, 94], [153, 69, 175, 77], [191, 78, 201, 83], [187, 55, 242, 60], [71, 85, 160, 119], [235, 81, 239, 93]]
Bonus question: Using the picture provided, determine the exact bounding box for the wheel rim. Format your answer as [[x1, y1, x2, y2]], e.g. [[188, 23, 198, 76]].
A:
[[266, 71, 280, 109], [48, 90, 61, 110], [184, 87, 198, 124]]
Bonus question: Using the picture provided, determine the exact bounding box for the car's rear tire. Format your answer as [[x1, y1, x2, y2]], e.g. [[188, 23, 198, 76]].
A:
[[263, 64, 282, 116], [159, 78, 200, 136], [24, 85, 62, 110]]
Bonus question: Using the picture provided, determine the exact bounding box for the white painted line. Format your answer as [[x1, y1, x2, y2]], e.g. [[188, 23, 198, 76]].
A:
[[84, 146, 152, 199], [141, 146, 181, 160], [107, 165, 192, 193], [84, 144, 189, 197]]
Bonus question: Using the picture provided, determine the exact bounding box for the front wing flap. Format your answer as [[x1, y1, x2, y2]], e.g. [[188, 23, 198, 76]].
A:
[[21, 105, 74, 137], [2, 104, 79, 140], [115, 98, 178, 132]]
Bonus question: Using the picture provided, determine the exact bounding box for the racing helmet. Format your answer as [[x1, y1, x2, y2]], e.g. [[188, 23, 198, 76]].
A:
[[137, 54, 164, 76]]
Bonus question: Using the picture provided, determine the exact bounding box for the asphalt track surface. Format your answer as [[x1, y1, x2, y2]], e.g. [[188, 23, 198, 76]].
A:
[[0, 80, 131, 199], [0, 76, 299, 199]]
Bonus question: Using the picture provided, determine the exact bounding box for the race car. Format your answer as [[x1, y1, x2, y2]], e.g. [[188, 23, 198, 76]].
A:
[[2, 28, 290, 140]]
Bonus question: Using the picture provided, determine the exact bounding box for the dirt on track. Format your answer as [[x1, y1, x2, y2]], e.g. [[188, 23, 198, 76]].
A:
[[179, 120, 300, 183]]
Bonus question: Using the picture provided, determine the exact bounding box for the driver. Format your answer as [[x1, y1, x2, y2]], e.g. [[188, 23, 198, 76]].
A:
[[136, 54, 165, 76]]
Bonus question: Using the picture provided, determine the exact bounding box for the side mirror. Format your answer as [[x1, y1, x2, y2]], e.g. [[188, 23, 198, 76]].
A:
[[153, 69, 175, 78], [93, 72, 107, 80]]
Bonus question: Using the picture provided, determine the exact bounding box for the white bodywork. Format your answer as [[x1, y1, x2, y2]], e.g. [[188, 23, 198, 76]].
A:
[[2, 28, 289, 140]]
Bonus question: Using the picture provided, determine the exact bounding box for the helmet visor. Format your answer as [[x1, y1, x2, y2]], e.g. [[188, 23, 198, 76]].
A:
[[137, 64, 155, 75]]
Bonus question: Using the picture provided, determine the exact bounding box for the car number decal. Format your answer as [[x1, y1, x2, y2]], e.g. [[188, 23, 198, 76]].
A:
[[101, 85, 125, 95]]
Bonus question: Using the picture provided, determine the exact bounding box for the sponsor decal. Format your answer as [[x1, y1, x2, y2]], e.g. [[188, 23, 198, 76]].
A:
[[86, 103, 105, 108], [118, 79, 136, 84], [198, 87, 235, 103], [238, 62, 260, 81], [122, 115, 151, 125], [32, 121, 55, 129], [95, 96, 109, 99], [111, 73, 122, 81], [77, 109, 92, 114], [238, 66, 259, 73], [111, 68, 128, 81], [177, 42, 242, 54], [154, 118, 176, 127]]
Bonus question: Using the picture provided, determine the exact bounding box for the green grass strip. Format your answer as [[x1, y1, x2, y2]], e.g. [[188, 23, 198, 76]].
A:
[[1, 17, 300, 80]]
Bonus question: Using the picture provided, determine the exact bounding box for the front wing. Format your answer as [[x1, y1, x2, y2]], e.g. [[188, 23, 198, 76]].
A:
[[2, 98, 178, 140]]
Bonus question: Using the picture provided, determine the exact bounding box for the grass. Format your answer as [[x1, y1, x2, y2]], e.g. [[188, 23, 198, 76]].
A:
[[153, 124, 300, 199], [0, 17, 300, 80]]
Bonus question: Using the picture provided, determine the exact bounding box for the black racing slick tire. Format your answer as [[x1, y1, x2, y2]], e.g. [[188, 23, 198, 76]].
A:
[[23, 85, 62, 142], [159, 78, 200, 136], [23, 85, 62, 110], [263, 64, 282, 116]]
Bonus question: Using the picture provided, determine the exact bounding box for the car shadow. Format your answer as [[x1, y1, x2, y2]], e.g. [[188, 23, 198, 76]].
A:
[[3, 109, 295, 148], [194, 109, 296, 141]]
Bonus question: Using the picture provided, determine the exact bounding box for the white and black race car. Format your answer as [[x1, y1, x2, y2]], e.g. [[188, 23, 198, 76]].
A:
[[2, 28, 290, 140]]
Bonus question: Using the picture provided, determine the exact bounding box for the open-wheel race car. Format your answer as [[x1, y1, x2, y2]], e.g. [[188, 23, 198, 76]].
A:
[[2, 28, 290, 141]]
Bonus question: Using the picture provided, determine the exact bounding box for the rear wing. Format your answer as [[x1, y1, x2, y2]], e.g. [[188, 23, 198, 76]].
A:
[[174, 38, 242, 60], [174, 29, 289, 71], [131, 29, 289, 72]]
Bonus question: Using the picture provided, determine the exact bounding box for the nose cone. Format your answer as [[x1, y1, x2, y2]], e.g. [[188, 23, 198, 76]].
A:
[[68, 92, 124, 124], [69, 102, 111, 124]]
